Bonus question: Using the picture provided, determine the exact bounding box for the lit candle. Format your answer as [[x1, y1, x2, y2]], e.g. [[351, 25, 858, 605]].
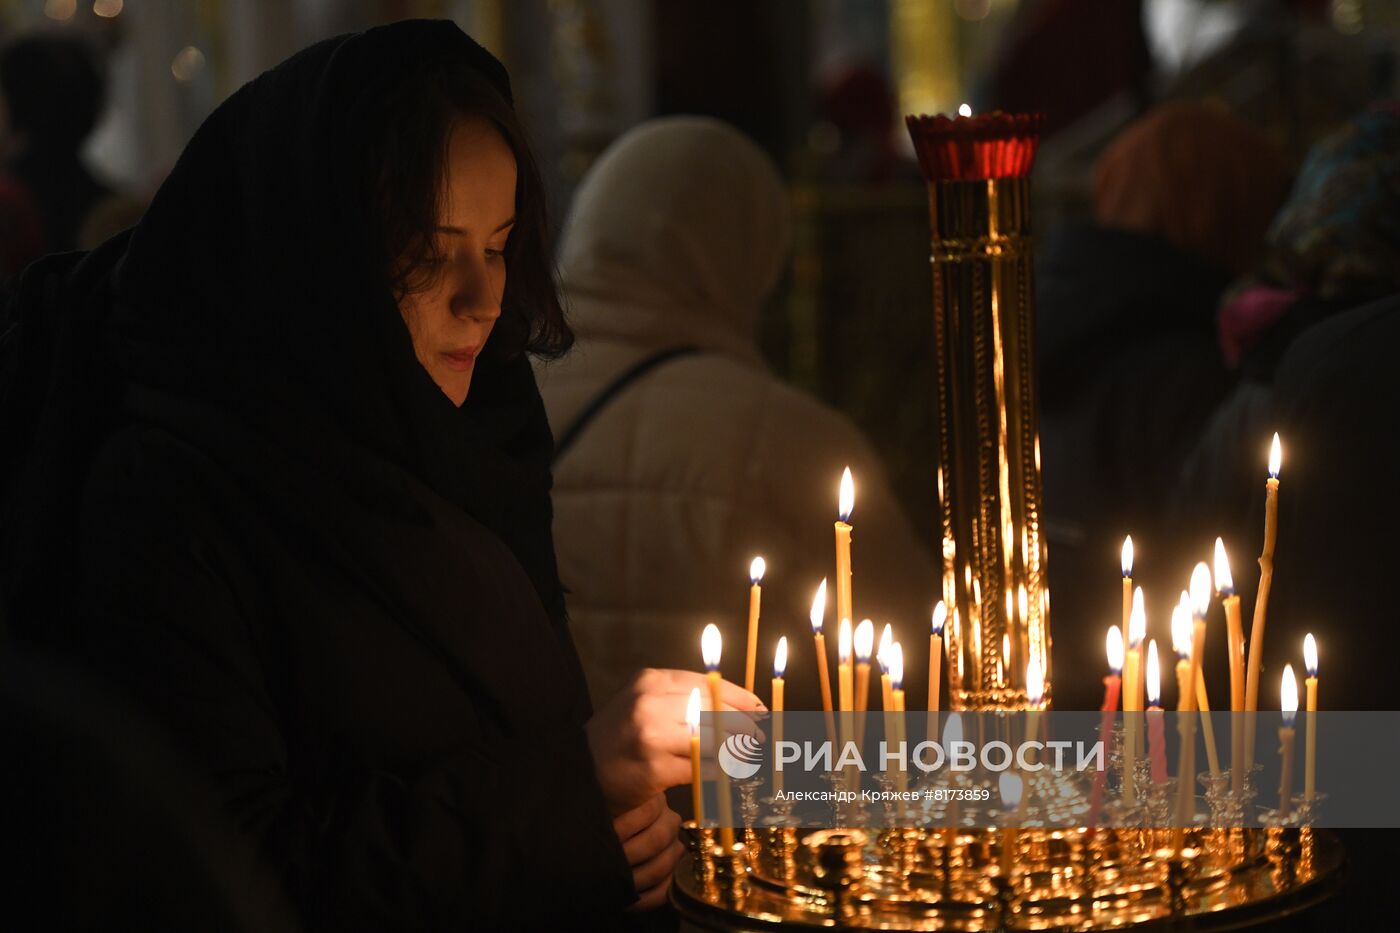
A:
[[772, 637, 787, 795], [1121, 535, 1134, 695], [1279, 663, 1298, 819], [1171, 601, 1197, 843], [1189, 565, 1221, 778], [837, 617, 854, 789], [810, 580, 838, 749], [1245, 433, 1283, 771], [999, 772, 1023, 878], [835, 467, 855, 629], [1215, 538, 1248, 796], [744, 557, 765, 693], [854, 619, 874, 747], [1025, 656, 1044, 752], [1304, 634, 1318, 801], [1146, 639, 1168, 784], [1122, 587, 1145, 804], [877, 624, 895, 771], [928, 601, 945, 743], [890, 641, 908, 795], [702, 623, 735, 848], [1088, 627, 1124, 829], [686, 687, 704, 826], [944, 713, 964, 831]]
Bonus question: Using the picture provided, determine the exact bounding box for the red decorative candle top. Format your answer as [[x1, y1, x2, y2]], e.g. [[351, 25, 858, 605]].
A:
[[905, 111, 1043, 182]]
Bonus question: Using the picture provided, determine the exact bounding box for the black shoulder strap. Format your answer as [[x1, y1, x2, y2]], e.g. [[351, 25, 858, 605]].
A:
[[551, 346, 698, 465]]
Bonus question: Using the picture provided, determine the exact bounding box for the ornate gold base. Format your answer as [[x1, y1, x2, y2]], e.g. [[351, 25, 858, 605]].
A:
[[673, 825, 1343, 930]]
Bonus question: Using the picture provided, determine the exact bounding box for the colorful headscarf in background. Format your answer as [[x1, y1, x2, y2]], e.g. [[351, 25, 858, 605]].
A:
[[1219, 105, 1400, 366]]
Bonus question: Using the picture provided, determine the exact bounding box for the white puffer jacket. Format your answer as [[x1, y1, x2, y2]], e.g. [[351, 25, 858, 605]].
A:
[[536, 118, 936, 711]]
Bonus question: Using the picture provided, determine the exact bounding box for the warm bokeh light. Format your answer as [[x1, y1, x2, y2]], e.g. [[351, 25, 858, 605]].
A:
[[1190, 562, 1212, 618], [1304, 633, 1318, 679], [931, 600, 947, 636], [702, 623, 722, 671], [93, 0, 123, 17], [877, 623, 893, 672], [1106, 626, 1124, 674], [838, 467, 855, 521], [749, 556, 766, 584], [1146, 640, 1161, 707], [890, 642, 904, 690], [1026, 656, 1044, 706], [1121, 535, 1134, 577], [1129, 586, 1146, 647], [809, 579, 827, 634], [854, 619, 874, 662], [774, 637, 788, 679], [1269, 433, 1282, 478], [1213, 537, 1234, 594], [1171, 603, 1191, 659], [686, 687, 701, 734], [958, 102, 973, 117]]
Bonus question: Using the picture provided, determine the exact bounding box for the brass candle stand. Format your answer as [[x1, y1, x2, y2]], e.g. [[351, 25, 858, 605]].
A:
[[671, 111, 1343, 928]]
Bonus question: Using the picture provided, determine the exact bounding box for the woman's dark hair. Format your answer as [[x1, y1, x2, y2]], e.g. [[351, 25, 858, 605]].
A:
[[344, 54, 572, 360]]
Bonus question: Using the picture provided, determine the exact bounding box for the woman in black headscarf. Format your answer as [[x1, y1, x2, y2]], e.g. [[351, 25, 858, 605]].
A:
[[0, 20, 761, 930]]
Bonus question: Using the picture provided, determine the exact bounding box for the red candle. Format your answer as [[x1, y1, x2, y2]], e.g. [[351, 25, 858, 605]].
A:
[[1088, 627, 1124, 829], [1146, 639, 1168, 784]]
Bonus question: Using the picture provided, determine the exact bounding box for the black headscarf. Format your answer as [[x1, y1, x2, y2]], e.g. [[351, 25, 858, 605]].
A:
[[2, 20, 566, 634]]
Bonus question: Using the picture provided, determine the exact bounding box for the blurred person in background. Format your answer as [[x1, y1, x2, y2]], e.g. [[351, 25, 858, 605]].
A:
[[0, 32, 112, 272], [539, 116, 936, 716], [1035, 102, 1290, 706]]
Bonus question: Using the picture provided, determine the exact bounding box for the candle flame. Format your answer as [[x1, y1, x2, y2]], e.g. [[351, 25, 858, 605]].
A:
[[1145, 639, 1161, 707], [943, 711, 963, 745], [1129, 586, 1146, 647], [838, 467, 854, 522], [999, 771, 1023, 809], [809, 579, 827, 634], [1269, 433, 1282, 479], [1002, 632, 1011, 669], [838, 617, 852, 665], [701, 624, 722, 671], [890, 641, 904, 690], [1171, 603, 1191, 659], [1304, 633, 1318, 679], [877, 623, 893, 673], [686, 686, 701, 734], [854, 619, 874, 662], [1121, 535, 1134, 577], [1190, 562, 1212, 618], [749, 556, 766, 584], [931, 600, 947, 636], [1106, 626, 1124, 674], [1213, 537, 1234, 594], [958, 102, 972, 117], [1281, 663, 1298, 724], [1017, 584, 1028, 624], [1026, 655, 1044, 706], [774, 636, 788, 679]]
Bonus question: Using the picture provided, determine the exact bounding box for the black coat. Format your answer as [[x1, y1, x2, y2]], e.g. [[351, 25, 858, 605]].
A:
[[0, 21, 634, 931]]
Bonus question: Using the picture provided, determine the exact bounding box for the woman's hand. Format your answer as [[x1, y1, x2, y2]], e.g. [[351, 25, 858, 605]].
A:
[[613, 794, 683, 911], [586, 668, 764, 815]]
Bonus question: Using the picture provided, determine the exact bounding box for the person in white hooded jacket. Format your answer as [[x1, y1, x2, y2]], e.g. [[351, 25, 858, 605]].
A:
[[537, 117, 935, 712]]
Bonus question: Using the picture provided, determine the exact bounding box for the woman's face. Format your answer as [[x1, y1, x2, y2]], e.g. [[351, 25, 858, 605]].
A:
[[397, 118, 517, 406]]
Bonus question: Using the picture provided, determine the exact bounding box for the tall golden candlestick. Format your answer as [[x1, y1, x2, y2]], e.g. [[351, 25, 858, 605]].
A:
[[1304, 634, 1318, 801], [772, 637, 787, 796], [1279, 664, 1298, 819], [835, 468, 855, 630], [809, 580, 838, 749], [928, 602, 945, 743], [1145, 641, 1168, 784], [1215, 538, 1248, 795], [744, 557, 765, 693], [1171, 604, 1198, 849], [686, 688, 704, 826], [854, 619, 874, 747], [1246, 433, 1283, 771], [837, 618, 854, 790], [1189, 567, 1222, 778], [701, 624, 735, 849], [890, 642, 909, 796], [1122, 587, 1146, 804], [1087, 628, 1124, 829]]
